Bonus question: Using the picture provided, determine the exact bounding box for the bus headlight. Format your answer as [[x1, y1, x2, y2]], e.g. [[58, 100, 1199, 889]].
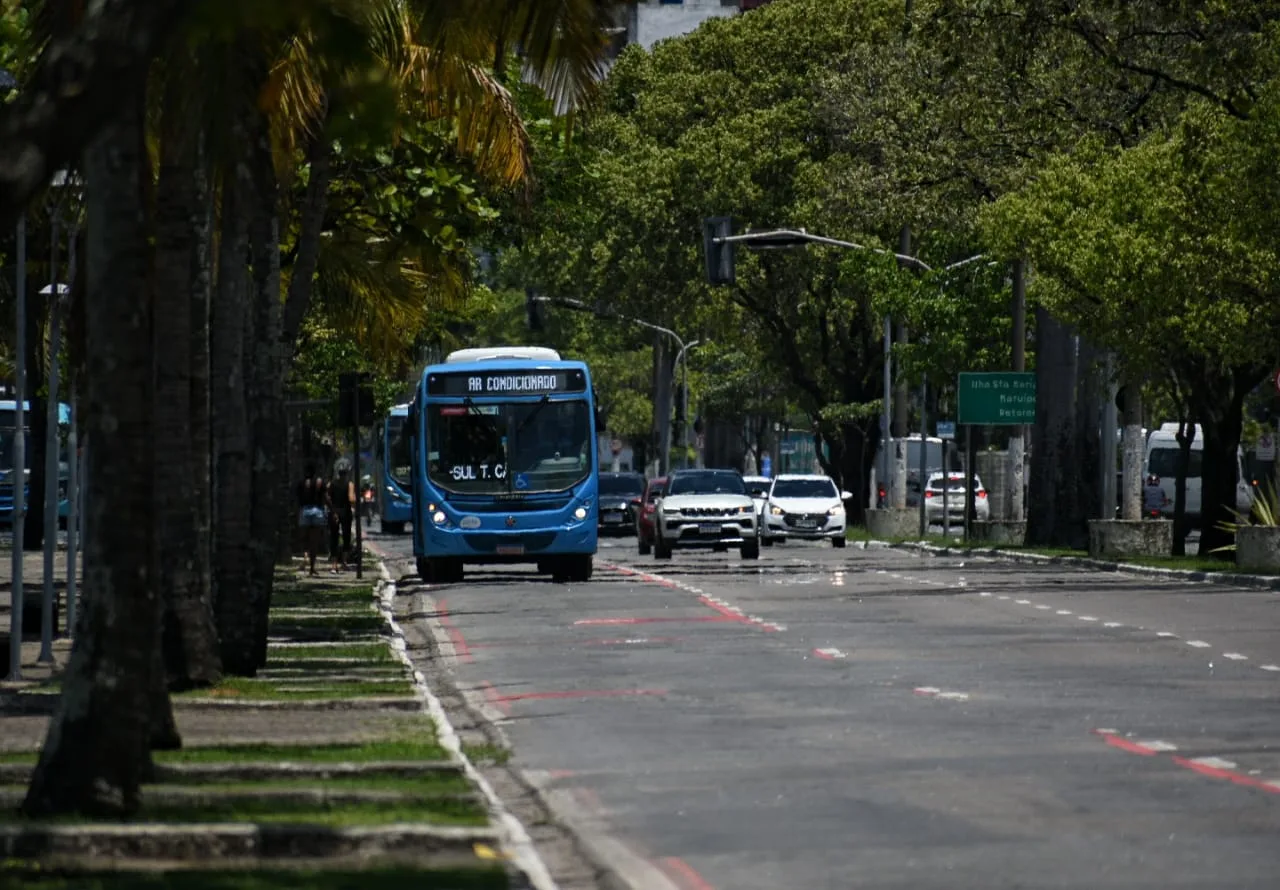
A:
[[573, 506, 588, 521], [432, 510, 447, 525]]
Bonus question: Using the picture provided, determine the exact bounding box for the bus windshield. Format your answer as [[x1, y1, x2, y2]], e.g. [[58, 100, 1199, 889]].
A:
[[386, 416, 412, 486], [427, 399, 592, 495]]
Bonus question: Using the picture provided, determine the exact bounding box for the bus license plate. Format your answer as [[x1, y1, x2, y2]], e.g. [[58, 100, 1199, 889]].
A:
[[496, 545, 524, 555], [698, 523, 721, 535]]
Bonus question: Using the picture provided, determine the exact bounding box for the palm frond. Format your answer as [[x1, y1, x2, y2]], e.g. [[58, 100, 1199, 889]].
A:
[[397, 42, 529, 185], [1210, 477, 1280, 553], [409, 0, 614, 113]]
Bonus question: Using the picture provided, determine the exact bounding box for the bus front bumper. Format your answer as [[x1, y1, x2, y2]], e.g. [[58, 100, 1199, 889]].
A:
[[420, 520, 596, 563]]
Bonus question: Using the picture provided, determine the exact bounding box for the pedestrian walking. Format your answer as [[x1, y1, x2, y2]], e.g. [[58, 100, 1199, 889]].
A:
[[296, 464, 330, 577], [329, 463, 356, 571]]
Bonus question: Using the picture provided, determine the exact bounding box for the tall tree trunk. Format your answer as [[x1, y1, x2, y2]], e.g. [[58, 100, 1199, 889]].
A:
[[1195, 368, 1259, 557], [1119, 383, 1144, 521], [153, 70, 221, 689], [22, 85, 158, 818], [245, 92, 284, 670], [211, 85, 256, 676], [1026, 308, 1083, 548], [189, 159, 214, 652]]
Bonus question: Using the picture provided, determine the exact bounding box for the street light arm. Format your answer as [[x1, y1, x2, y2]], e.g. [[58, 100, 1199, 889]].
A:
[[717, 229, 935, 274], [533, 295, 686, 351]]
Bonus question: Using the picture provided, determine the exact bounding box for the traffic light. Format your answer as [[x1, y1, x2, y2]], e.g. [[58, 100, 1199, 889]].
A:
[[524, 288, 545, 332], [338, 372, 375, 427], [702, 216, 735, 286]]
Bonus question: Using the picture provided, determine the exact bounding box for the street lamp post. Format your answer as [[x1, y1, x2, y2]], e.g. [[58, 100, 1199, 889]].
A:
[[706, 224, 988, 512], [674, 339, 701, 469], [3, 66, 25, 680], [532, 296, 698, 475]]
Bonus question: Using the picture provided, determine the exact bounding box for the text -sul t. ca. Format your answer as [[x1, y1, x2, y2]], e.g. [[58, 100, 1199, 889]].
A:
[[468, 374, 559, 393]]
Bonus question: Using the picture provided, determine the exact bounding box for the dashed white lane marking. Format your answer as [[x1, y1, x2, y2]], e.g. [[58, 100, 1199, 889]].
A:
[[1104, 622, 1123, 628], [1156, 631, 1178, 638], [979, 592, 992, 597], [1261, 665, 1280, 672], [1036, 605, 1052, 610], [1186, 640, 1211, 648], [997, 595, 1010, 600], [1190, 756, 1238, 770], [1056, 609, 1072, 616], [1078, 615, 1098, 622], [813, 647, 848, 660], [1138, 740, 1179, 752], [1223, 652, 1248, 661], [913, 686, 970, 701], [1015, 599, 1031, 605]]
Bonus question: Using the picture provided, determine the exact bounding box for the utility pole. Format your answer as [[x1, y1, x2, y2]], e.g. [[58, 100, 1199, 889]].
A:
[[1008, 258, 1027, 523], [7, 212, 26, 680], [892, 226, 912, 510]]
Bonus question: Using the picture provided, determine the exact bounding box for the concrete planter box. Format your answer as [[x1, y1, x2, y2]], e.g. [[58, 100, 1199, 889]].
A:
[[1235, 525, 1280, 574], [970, 520, 1026, 547], [1087, 519, 1172, 559], [866, 508, 919, 540]]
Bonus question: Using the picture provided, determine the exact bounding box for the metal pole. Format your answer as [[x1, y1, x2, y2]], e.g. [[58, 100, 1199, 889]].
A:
[[353, 386, 363, 580], [39, 213, 62, 662], [65, 393, 78, 634], [942, 438, 950, 539], [8, 213, 26, 680], [664, 334, 687, 476], [917, 377, 928, 538], [964, 426, 975, 542], [881, 315, 891, 506], [1101, 352, 1118, 519], [679, 339, 700, 469]]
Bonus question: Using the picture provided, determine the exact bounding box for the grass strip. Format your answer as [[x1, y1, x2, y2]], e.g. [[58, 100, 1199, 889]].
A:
[[175, 678, 415, 702], [266, 643, 393, 663], [0, 796, 486, 827], [0, 866, 509, 890], [271, 589, 375, 610], [156, 738, 448, 764]]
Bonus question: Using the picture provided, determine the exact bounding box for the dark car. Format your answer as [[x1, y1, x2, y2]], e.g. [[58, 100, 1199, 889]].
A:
[[635, 475, 667, 555], [598, 471, 647, 534]]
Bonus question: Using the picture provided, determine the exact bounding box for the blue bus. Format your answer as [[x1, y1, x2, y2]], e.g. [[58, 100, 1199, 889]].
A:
[[374, 403, 413, 534], [408, 346, 599, 584], [0, 400, 72, 527]]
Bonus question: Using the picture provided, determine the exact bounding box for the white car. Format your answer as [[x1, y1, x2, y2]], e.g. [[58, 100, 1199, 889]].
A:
[[743, 475, 771, 525], [763, 474, 851, 547], [654, 469, 760, 560], [923, 472, 990, 525]]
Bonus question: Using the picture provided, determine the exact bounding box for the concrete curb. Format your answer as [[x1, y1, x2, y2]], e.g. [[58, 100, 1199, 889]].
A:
[[0, 760, 467, 785], [373, 561, 561, 890], [856, 538, 1280, 591], [0, 822, 499, 861]]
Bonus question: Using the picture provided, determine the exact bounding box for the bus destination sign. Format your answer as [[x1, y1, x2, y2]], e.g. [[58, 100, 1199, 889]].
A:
[[427, 368, 587, 397]]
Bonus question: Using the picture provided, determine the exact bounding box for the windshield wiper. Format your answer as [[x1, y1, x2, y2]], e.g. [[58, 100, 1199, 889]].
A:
[[514, 395, 551, 436]]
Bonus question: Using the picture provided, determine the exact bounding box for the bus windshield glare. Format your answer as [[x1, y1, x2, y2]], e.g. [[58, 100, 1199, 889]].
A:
[[427, 399, 592, 495]]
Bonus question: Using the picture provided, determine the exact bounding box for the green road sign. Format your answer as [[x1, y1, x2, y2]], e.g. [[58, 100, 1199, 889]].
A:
[[957, 372, 1036, 425]]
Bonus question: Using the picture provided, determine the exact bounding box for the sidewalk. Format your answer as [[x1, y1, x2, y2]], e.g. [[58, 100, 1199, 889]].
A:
[[0, 556, 513, 889]]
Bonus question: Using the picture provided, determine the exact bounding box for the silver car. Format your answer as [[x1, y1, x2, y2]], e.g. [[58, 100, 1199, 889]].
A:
[[923, 472, 990, 524], [654, 469, 760, 560]]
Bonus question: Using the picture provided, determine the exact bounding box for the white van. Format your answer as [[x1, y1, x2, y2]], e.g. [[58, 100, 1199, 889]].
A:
[[870, 434, 959, 507], [1143, 423, 1252, 524]]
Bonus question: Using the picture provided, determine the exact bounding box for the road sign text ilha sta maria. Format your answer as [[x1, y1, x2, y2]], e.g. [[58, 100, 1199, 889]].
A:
[[957, 372, 1036, 426]]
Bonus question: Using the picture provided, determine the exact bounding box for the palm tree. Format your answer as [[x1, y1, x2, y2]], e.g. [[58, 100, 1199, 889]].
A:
[[152, 52, 222, 689], [23, 81, 160, 818]]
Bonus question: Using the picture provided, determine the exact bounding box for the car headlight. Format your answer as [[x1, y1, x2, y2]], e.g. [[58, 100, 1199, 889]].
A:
[[738, 505, 753, 514], [573, 506, 588, 520], [432, 510, 447, 524], [770, 505, 784, 516], [828, 505, 844, 516]]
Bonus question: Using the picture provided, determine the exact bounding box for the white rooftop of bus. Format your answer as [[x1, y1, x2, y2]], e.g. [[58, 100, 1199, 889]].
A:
[[445, 346, 562, 363]]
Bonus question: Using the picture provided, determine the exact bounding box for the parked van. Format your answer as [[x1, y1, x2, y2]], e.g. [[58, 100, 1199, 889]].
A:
[[1143, 423, 1252, 525]]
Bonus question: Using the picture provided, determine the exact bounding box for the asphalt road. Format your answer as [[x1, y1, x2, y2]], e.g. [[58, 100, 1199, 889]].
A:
[[372, 525, 1279, 890]]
